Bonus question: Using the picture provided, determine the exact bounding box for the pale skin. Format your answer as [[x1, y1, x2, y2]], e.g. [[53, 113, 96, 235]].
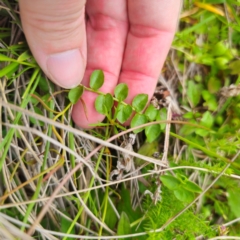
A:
[[19, 0, 182, 128]]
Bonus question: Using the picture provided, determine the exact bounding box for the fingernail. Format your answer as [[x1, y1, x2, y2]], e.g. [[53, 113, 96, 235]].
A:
[[47, 49, 84, 88]]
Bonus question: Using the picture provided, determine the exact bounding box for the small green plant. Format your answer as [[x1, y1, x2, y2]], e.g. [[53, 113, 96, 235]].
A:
[[1, 1, 240, 239], [68, 69, 167, 143]]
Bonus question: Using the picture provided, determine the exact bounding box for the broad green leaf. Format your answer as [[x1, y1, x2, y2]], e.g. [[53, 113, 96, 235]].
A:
[[202, 90, 218, 111], [174, 188, 195, 203], [105, 93, 114, 110], [95, 95, 106, 115], [228, 189, 240, 218], [183, 112, 194, 119], [156, 108, 167, 130], [116, 103, 132, 124], [144, 104, 158, 121], [195, 128, 209, 137], [176, 173, 188, 183], [90, 70, 104, 90], [68, 85, 84, 104], [38, 77, 54, 92], [135, 141, 159, 166], [132, 94, 148, 112], [0, 62, 19, 78], [114, 83, 128, 101], [130, 113, 148, 133], [183, 180, 202, 193], [117, 212, 131, 238], [211, 41, 228, 57], [215, 57, 229, 70], [145, 124, 161, 143], [104, 198, 118, 229], [160, 175, 181, 190], [187, 80, 202, 107], [95, 94, 113, 115], [200, 111, 214, 128]]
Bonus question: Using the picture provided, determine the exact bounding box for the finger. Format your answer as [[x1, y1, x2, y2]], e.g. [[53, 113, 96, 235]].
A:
[[72, 0, 128, 128], [119, 0, 181, 104], [19, 0, 87, 88]]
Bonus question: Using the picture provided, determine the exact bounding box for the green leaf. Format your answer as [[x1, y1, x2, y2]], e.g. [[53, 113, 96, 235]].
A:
[[130, 113, 148, 133], [68, 85, 84, 104], [174, 188, 195, 203], [132, 94, 148, 112], [202, 90, 218, 111], [187, 80, 202, 107], [145, 124, 161, 143], [200, 111, 214, 128], [195, 128, 209, 137], [104, 198, 118, 229], [183, 180, 202, 193], [0, 62, 19, 78], [17, 50, 32, 62], [0, 53, 13, 62], [117, 212, 131, 238], [211, 41, 228, 57], [116, 103, 132, 124], [61, 212, 75, 240], [38, 77, 54, 92], [95, 94, 113, 115], [135, 141, 159, 166], [176, 173, 188, 183], [90, 70, 104, 90], [95, 95, 106, 115], [105, 93, 114, 111], [156, 108, 167, 130], [144, 104, 158, 121], [228, 189, 240, 218], [160, 175, 181, 190], [114, 83, 128, 101]]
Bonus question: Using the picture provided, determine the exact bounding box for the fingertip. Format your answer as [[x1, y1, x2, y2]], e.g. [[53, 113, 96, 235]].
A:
[[47, 49, 86, 89]]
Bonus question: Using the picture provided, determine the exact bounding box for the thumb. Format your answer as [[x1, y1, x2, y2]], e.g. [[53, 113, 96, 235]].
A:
[[19, 0, 87, 89]]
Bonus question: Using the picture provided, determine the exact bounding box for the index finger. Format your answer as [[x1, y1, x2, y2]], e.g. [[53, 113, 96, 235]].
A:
[[119, 0, 182, 104]]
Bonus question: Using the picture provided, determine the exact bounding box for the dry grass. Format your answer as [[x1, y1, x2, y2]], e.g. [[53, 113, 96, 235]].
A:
[[1, 1, 240, 239]]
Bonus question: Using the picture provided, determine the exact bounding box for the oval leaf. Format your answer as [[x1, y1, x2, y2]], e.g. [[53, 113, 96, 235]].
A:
[[145, 124, 161, 143], [144, 104, 158, 121], [90, 70, 104, 90], [117, 212, 131, 236], [183, 180, 202, 193], [156, 108, 167, 130], [116, 103, 132, 124], [105, 93, 114, 111], [68, 85, 84, 104], [187, 80, 203, 107], [114, 83, 128, 101], [160, 175, 181, 190], [130, 113, 148, 133], [200, 111, 214, 128], [95, 95, 106, 115], [132, 94, 148, 112], [95, 94, 113, 115], [174, 188, 195, 203]]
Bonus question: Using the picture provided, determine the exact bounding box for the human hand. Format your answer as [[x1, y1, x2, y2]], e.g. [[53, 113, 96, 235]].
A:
[[19, 0, 181, 128]]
